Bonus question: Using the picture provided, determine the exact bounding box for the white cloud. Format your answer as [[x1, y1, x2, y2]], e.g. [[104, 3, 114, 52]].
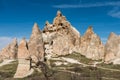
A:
[[108, 7, 120, 18], [53, 1, 120, 8]]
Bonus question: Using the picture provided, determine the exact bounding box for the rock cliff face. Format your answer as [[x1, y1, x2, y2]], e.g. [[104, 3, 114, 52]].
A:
[[105, 32, 120, 64], [28, 23, 45, 61], [42, 11, 80, 58], [0, 38, 18, 60], [80, 27, 104, 60]]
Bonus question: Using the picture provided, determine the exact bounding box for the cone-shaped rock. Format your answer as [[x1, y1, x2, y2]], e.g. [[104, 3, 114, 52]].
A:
[[0, 38, 18, 61], [14, 38, 33, 78], [18, 38, 29, 59], [105, 32, 120, 64], [29, 23, 45, 61], [42, 11, 80, 58], [80, 26, 104, 60]]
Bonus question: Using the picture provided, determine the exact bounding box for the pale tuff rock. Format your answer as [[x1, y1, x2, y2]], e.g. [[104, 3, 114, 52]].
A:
[[0, 38, 18, 60], [105, 32, 120, 64], [14, 38, 33, 78], [29, 23, 45, 61], [80, 27, 104, 60], [42, 11, 80, 57], [14, 59, 33, 78], [53, 10, 66, 27], [43, 21, 53, 32], [17, 38, 29, 59], [112, 58, 120, 65]]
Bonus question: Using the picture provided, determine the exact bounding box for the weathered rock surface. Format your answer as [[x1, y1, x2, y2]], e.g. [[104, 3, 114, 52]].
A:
[[0, 38, 18, 60], [29, 23, 45, 61], [14, 59, 33, 78], [105, 32, 120, 64], [14, 38, 33, 78], [42, 11, 80, 58], [79, 27, 104, 60], [17, 38, 29, 59]]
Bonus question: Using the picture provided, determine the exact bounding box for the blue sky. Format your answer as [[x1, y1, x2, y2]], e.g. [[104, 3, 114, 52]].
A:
[[0, 0, 120, 49]]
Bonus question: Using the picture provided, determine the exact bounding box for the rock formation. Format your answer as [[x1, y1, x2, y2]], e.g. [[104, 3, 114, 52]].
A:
[[14, 38, 33, 78], [17, 38, 29, 59], [105, 32, 120, 64], [80, 27, 104, 60], [1, 10, 120, 79], [28, 23, 45, 61], [0, 38, 18, 61], [42, 10, 80, 58]]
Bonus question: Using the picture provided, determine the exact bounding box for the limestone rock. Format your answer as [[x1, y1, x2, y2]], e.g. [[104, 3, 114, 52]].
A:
[[18, 38, 29, 59], [29, 23, 45, 61], [80, 27, 104, 60], [105, 32, 120, 64], [0, 38, 18, 60]]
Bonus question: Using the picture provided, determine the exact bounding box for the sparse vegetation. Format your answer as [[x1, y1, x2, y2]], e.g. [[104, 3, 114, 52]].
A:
[[0, 61, 18, 80], [0, 57, 120, 80], [58, 52, 102, 64], [98, 63, 120, 70]]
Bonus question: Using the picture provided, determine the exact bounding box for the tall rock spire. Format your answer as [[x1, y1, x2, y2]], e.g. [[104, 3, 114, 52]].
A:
[[31, 23, 41, 37], [10, 38, 18, 59], [14, 38, 33, 78], [18, 38, 29, 59], [80, 26, 104, 60], [29, 23, 45, 61]]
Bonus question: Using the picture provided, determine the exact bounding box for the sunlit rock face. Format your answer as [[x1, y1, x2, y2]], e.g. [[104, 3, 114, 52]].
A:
[[105, 32, 120, 64], [17, 38, 29, 59], [28, 23, 45, 61], [42, 11, 80, 58], [79, 27, 104, 60], [14, 38, 32, 78], [0, 38, 18, 60]]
